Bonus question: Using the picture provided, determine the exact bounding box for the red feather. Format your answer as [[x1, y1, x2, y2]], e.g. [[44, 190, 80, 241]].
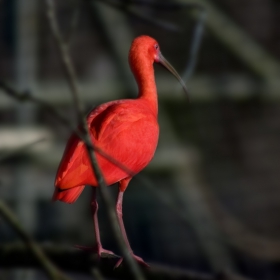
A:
[[52, 35, 187, 266], [54, 99, 159, 203], [52, 185, 85, 204]]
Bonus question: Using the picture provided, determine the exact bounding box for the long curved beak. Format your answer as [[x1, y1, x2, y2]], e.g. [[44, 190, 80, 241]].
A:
[[158, 52, 190, 102]]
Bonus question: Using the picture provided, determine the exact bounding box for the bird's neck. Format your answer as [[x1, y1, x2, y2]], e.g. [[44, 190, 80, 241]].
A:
[[134, 62, 158, 116]]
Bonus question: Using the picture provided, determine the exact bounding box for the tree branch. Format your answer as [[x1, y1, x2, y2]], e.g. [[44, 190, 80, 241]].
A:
[[0, 202, 70, 280], [0, 243, 251, 280], [182, 9, 206, 83], [98, 0, 180, 32], [0, 80, 74, 129], [45, 1, 145, 279]]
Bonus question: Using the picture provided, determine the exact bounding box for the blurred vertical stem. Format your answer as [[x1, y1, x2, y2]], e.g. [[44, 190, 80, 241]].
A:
[[45, 1, 145, 280], [182, 9, 206, 82]]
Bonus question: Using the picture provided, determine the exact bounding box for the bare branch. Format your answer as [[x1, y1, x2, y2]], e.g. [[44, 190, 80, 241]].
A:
[[0, 243, 252, 280], [182, 9, 206, 83], [0, 80, 74, 129], [0, 202, 70, 280], [0, 80, 193, 247], [97, 0, 180, 32], [46, 0, 83, 121], [0, 80, 137, 177], [95, 0, 206, 33], [0, 80, 194, 243], [45, 1, 145, 279]]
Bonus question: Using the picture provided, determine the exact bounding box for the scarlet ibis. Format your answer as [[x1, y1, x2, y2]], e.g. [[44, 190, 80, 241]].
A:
[[53, 35, 188, 266]]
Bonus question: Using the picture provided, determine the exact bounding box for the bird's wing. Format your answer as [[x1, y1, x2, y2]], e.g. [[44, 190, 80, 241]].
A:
[[55, 100, 158, 189], [54, 133, 91, 189], [88, 101, 159, 185], [52, 185, 85, 203], [54, 101, 120, 190]]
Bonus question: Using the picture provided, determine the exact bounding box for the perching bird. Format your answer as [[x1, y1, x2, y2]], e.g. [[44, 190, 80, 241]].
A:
[[53, 35, 188, 267]]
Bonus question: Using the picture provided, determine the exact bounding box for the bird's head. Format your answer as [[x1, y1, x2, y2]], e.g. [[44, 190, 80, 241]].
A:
[[129, 35, 189, 99]]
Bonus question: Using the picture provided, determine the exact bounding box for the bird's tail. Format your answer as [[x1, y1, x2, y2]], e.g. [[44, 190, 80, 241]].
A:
[[52, 185, 85, 204]]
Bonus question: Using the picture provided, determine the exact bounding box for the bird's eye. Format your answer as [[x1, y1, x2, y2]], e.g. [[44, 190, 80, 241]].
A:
[[154, 44, 159, 50]]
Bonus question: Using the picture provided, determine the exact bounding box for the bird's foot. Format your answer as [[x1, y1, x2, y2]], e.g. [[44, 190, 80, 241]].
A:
[[114, 253, 149, 269], [75, 244, 116, 258]]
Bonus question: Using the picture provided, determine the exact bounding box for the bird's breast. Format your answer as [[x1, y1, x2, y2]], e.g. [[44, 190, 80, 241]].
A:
[[90, 103, 159, 182]]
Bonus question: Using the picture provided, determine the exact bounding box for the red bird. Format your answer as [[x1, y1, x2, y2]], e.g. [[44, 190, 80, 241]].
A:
[[53, 35, 188, 266]]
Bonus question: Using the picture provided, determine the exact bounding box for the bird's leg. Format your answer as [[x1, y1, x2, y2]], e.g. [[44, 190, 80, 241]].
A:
[[75, 187, 115, 257], [91, 187, 116, 256], [114, 179, 149, 268]]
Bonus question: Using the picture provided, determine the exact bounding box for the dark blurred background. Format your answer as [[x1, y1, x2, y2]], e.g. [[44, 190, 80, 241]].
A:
[[1, 0, 280, 279]]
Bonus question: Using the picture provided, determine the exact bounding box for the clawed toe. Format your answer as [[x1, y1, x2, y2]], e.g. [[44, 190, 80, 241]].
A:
[[74, 245, 148, 269], [99, 248, 116, 256], [114, 254, 149, 269], [74, 244, 116, 257]]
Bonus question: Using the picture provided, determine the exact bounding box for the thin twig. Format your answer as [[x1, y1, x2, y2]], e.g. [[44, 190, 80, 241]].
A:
[[98, 0, 205, 33], [127, 6, 180, 32], [0, 81, 191, 239], [96, 0, 180, 32], [0, 80, 74, 129], [46, 0, 83, 122], [0, 81, 136, 176], [182, 9, 206, 83], [0, 80, 191, 243], [45, 1, 145, 280], [0, 243, 246, 280], [3, 79, 278, 267], [0, 243, 255, 280], [0, 201, 70, 280]]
